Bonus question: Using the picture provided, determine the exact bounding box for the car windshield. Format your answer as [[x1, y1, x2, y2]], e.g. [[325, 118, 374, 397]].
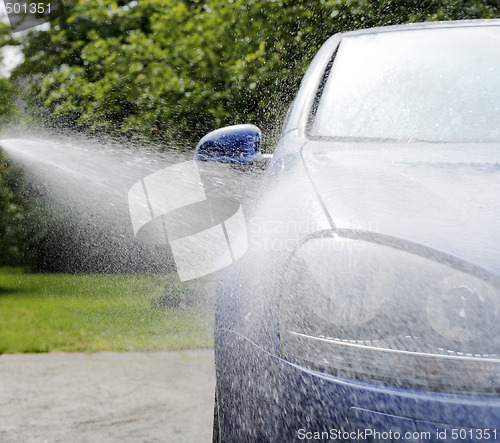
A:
[[311, 26, 500, 143]]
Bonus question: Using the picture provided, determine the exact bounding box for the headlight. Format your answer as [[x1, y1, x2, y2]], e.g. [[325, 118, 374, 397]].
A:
[[279, 235, 500, 394]]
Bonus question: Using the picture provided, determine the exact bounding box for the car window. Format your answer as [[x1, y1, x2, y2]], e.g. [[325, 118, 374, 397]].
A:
[[310, 26, 500, 143]]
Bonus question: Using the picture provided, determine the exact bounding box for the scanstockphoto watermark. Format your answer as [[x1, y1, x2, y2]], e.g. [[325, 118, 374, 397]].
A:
[[298, 428, 429, 441], [127, 160, 379, 282], [3, 0, 78, 33], [128, 161, 248, 282], [297, 428, 499, 441]]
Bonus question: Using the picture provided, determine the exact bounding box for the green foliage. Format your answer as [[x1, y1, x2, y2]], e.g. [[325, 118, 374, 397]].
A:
[[12, 0, 500, 144], [0, 79, 17, 126], [0, 22, 18, 50], [0, 268, 214, 353], [0, 21, 20, 126], [0, 153, 24, 266]]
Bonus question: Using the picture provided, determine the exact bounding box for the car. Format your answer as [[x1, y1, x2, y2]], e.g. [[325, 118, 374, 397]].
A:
[[195, 19, 500, 442]]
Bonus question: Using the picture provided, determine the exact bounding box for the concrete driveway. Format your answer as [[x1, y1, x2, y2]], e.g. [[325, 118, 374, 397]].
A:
[[0, 350, 215, 442]]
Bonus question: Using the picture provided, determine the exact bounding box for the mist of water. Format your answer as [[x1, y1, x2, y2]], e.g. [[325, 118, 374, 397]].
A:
[[0, 133, 267, 316], [1, 135, 252, 264]]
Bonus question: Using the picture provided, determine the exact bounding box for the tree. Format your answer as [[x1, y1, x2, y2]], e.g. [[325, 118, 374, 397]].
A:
[[0, 153, 24, 266], [0, 78, 17, 126], [12, 0, 500, 145]]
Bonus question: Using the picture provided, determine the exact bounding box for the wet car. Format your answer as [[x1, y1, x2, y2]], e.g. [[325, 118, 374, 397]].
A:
[[196, 20, 500, 442]]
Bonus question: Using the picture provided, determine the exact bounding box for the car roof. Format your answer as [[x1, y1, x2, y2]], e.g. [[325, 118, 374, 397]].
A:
[[338, 18, 500, 38]]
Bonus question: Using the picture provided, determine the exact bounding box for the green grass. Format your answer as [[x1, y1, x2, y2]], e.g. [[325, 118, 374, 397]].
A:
[[0, 268, 214, 353]]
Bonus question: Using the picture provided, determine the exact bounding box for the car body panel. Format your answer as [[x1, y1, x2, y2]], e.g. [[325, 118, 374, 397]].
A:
[[215, 330, 500, 442], [301, 141, 500, 276]]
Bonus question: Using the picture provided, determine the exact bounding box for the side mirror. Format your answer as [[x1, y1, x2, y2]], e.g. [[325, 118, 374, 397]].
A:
[[195, 124, 263, 163]]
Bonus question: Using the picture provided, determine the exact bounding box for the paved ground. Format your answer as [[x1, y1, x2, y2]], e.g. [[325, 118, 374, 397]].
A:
[[0, 350, 215, 442]]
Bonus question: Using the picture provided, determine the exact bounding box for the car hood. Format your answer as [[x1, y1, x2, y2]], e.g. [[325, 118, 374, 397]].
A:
[[301, 141, 500, 276]]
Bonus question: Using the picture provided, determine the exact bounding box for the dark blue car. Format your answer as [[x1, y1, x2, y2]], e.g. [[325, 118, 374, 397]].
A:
[[197, 19, 500, 442]]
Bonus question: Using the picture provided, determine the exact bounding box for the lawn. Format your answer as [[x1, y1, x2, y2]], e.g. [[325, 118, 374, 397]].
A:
[[0, 268, 214, 353]]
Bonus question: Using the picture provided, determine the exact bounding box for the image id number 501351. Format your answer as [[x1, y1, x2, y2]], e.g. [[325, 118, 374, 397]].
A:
[[450, 429, 498, 440], [5, 2, 51, 14]]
